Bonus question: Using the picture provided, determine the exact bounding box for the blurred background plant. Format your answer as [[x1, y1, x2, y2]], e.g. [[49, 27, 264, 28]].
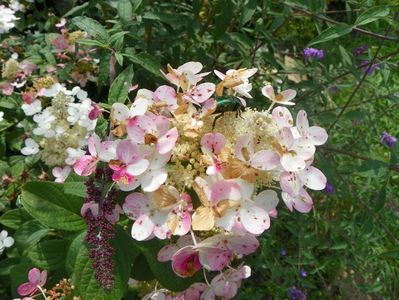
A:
[[0, 0, 398, 299]]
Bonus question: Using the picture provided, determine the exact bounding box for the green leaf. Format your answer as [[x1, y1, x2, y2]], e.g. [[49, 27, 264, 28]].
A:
[[65, 231, 85, 275], [0, 208, 32, 230], [98, 51, 110, 87], [108, 65, 134, 105], [118, 0, 133, 23], [374, 185, 387, 212], [76, 38, 107, 47], [355, 6, 390, 26], [64, 181, 87, 198], [10, 263, 35, 298], [131, 0, 143, 13], [27, 240, 68, 270], [113, 226, 140, 287], [14, 220, 51, 253], [240, 0, 257, 27], [64, 2, 90, 17], [133, 239, 197, 291], [308, 24, 352, 46], [381, 248, 399, 259], [0, 257, 20, 276], [213, 0, 234, 39], [115, 52, 124, 66], [72, 16, 109, 42], [73, 244, 124, 299], [21, 181, 86, 231], [124, 52, 162, 78]]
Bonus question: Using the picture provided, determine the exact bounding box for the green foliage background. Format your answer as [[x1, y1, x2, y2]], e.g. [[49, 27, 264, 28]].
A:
[[0, 0, 398, 299]]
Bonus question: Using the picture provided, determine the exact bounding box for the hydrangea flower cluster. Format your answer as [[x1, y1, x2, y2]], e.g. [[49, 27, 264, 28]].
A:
[[0, 4, 19, 35], [20, 83, 98, 178], [20, 61, 328, 299]]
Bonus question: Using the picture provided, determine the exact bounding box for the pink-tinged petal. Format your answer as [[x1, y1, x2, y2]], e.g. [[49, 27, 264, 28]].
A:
[[172, 247, 201, 277], [190, 83, 215, 103], [123, 192, 150, 219], [261, 85, 275, 100], [130, 97, 148, 116], [281, 153, 306, 172], [226, 234, 259, 255], [281, 192, 294, 211], [98, 141, 118, 162], [280, 171, 302, 196], [268, 208, 278, 218], [157, 127, 178, 154], [140, 168, 168, 192], [153, 115, 170, 135], [214, 69, 226, 80], [240, 204, 270, 234], [281, 89, 297, 102], [153, 222, 170, 240], [308, 126, 328, 145], [126, 159, 150, 176], [131, 214, 155, 241], [177, 62, 203, 74], [216, 208, 237, 231], [111, 103, 131, 122], [28, 268, 41, 285], [17, 283, 36, 296], [201, 133, 226, 155], [73, 155, 97, 176], [296, 110, 309, 136], [234, 135, 253, 162], [250, 150, 280, 170], [116, 140, 140, 164], [158, 244, 179, 262], [199, 247, 232, 271], [117, 176, 140, 191], [127, 115, 154, 143], [210, 181, 241, 203], [172, 211, 192, 236], [242, 68, 257, 78], [213, 281, 238, 298], [272, 106, 293, 128], [278, 127, 294, 149], [81, 201, 99, 217], [298, 166, 327, 190], [295, 189, 313, 211], [88, 133, 101, 157], [254, 190, 279, 212], [200, 98, 217, 118], [149, 151, 172, 169], [154, 85, 177, 108], [292, 137, 315, 160]]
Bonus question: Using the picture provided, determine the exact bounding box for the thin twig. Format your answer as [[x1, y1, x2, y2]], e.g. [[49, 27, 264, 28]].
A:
[[285, 3, 399, 42], [327, 11, 398, 133]]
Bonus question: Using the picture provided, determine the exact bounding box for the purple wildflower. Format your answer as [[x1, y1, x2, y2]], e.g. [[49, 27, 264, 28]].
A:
[[303, 47, 324, 60], [324, 181, 334, 194], [83, 168, 117, 290], [353, 44, 369, 57], [300, 268, 307, 277], [281, 248, 287, 256], [359, 60, 379, 75], [380, 132, 397, 148], [328, 86, 339, 94], [288, 286, 307, 300]]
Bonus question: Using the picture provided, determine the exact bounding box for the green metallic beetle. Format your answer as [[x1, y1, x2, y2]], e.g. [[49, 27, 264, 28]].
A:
[[212, 95, 245, 128]]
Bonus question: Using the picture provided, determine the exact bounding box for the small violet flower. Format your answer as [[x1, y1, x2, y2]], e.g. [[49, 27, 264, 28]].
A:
[[380, 132, 397, 148], [324, 181, 335, 194], [353, 44, 369, 57], [303, 47, 324, 60], [288, 286, 307, 300], [300, 268, 307, 277]]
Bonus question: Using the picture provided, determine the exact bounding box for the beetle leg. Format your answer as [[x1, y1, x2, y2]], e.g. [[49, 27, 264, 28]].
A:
[[212, 113, 223, 129]]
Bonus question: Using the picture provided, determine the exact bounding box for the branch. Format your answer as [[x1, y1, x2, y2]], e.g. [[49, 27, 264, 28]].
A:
[[285, 3, 399, 42]]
